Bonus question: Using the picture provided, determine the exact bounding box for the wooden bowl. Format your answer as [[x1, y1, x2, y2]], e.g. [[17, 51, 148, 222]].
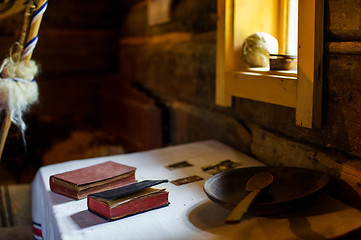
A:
[[269, 54, 297, 70], [204, 166, 330, 215]]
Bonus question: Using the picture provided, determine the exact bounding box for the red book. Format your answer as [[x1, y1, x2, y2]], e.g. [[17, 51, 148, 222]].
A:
[[50, 161, 136, 200], [88, 180, 169, 221]]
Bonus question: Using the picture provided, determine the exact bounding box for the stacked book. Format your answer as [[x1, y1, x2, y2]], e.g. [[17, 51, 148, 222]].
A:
[[50, 161, 169, 221]]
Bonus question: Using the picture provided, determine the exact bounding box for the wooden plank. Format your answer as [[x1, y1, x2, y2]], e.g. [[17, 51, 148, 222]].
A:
[[167, 101, 252, 154], [32, 74, 100, 116], [34, 29, 118, 73], [40, 29, 116, 38], [250, 124, 361, 208], [226, 71, 297, 108], [295, 0, 324, 128], [327, 0, 361, 41], [42, 0, 125, 30], [327, 42, 361, 54], [119, 32, 191, 45], [120, 0, 217, 36], [100, 88, 162, 152], [278, 0, 288, 54], [326, 54, 361, 158], [215, 0, 232, 106]]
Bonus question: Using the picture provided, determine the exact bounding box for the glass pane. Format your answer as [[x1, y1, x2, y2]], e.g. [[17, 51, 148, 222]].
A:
[[287, 0, 298, 55]]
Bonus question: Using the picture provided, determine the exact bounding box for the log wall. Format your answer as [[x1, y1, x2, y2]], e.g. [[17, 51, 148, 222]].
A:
[[1, 0, 361, 205], [117, 0, 361, 206]]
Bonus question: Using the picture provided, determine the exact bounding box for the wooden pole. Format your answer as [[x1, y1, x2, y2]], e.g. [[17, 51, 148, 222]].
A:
[[0, 113, 12, 160], [0, 1, 36, 161], [23, 0, 48, 63], [14, 0, 36, 62], [0, 0, 47, 161]]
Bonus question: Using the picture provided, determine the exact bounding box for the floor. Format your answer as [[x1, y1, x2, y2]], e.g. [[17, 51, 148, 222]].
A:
[[0, 184, 33, 240]]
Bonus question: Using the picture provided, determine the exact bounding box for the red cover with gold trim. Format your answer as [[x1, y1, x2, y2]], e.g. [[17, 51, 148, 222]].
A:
[[50, 161, 136, 200]]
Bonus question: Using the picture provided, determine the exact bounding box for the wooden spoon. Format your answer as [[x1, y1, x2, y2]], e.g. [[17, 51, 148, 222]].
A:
[[225, 171, 274, 223]]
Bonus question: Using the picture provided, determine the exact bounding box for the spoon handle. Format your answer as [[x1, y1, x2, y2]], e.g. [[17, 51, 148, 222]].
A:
[[225, 189, 261, 223]]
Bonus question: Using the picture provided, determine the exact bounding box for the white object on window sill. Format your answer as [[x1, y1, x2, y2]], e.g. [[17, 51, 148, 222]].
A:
[[147, 0, 172, 26]]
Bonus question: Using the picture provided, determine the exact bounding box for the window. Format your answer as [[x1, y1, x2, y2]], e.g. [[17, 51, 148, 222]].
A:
[[216, 0, 324, 128], [286, 0, 298, 55]]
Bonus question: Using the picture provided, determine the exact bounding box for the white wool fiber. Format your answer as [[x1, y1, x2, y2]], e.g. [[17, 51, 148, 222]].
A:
[[0, 57, 39, 132], [242, 32, 279, 67]]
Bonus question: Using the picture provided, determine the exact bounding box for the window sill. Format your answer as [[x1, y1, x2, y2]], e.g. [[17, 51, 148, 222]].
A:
[[225, 69, 297, 108]]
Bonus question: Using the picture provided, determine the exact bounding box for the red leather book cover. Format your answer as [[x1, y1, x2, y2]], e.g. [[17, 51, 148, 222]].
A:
[[88, 180, 169, 221], [50, 161, 136, 200]]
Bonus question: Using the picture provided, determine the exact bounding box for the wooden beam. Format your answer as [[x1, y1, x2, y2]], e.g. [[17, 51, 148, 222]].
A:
[[296, 0, 324, 128], [216, 0, 233, 106], [119, 32, 192, 45], [327, 42, 361, 54]]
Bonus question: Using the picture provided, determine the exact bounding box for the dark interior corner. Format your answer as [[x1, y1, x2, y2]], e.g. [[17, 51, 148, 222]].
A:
[[1, 0, 361, 238]]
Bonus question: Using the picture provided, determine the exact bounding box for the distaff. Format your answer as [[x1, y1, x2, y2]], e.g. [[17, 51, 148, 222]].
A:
[[22, 0, 48, 62], [0, 0, 48, 160]]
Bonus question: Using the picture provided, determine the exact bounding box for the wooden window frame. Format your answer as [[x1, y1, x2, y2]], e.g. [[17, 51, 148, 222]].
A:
[[216, 0, 324, 128]]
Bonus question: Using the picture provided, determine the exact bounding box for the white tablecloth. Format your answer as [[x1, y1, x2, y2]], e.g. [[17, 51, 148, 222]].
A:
[[31, 140, 361, 240], [31, 140, 264, 240]]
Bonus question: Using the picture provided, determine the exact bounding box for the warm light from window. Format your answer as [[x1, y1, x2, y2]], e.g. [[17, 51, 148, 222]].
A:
[[287, 0, 298, 55]]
